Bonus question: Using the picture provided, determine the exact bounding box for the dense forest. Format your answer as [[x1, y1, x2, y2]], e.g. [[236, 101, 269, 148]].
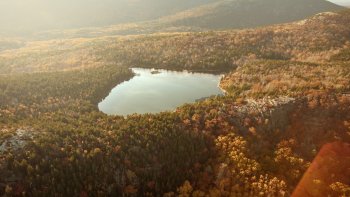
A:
[[0, 9, 350, 197], [2, 10, 349, 74]]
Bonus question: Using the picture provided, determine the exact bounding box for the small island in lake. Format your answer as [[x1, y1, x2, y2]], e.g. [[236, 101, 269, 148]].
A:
[[151, 70, 161, 74]]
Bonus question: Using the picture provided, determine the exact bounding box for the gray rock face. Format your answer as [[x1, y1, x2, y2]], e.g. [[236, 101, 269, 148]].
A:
[[231, 97, 300, 134], [0, 128, 36, 186], [0, 128, 34, 154]]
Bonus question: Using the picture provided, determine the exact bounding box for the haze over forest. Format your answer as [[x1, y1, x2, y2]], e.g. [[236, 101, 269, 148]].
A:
[[0, 0, 346, 36], [0, 0, 215, 35]]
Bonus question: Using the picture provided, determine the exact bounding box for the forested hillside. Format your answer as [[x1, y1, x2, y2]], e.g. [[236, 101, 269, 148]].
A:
[[0, 9, 350, 197], [0, 0, 345, 39], [157, 0, 344, 30], [2, 10, 349, 74]]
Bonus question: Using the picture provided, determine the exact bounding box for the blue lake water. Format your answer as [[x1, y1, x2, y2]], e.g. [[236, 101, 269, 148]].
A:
[[98, 68, 223, 116]]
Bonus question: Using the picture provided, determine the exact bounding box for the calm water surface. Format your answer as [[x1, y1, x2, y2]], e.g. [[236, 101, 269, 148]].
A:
[[98, 68, 223, 116]]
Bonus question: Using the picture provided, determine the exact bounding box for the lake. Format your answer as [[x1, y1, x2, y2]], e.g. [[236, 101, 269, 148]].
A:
[[98, 68, 224, 116]]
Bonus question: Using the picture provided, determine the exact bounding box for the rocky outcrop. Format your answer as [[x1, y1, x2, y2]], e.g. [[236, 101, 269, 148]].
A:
[[229, 97, 301, 135], [0, 128, 34, 154]]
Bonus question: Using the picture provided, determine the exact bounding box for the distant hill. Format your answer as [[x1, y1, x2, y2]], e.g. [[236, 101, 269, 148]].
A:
[[329, 0, 350, 7], [158, 0, 345, 30], [0, 0, 215, 36], [29, 0, 346, 40]]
